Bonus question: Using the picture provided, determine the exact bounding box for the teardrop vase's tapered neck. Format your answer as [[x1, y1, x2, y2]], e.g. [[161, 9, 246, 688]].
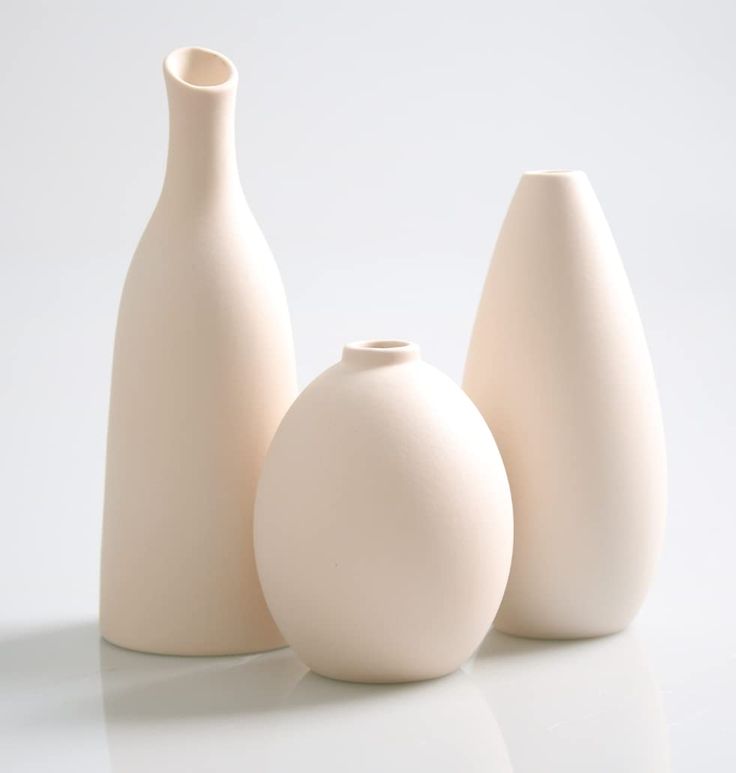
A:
[[342, 340, 421, 367], [160, 47, 241, 203], [507, 168, 613, 249]]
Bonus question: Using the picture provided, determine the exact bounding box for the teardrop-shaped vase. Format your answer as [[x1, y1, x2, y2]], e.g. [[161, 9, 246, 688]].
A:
[[463, 170, 666, 639], [255, 340, 513, 682], [100, 47, 297, 655]]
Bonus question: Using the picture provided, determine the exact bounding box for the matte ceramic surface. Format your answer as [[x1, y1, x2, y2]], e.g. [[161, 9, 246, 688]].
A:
[[464, 171, 667, 639], [255, 340, 513, 683], [100, 48, 297, 655]]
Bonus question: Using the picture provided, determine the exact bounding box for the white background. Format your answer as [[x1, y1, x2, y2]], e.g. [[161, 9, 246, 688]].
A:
[[1, 1, 734, 771]]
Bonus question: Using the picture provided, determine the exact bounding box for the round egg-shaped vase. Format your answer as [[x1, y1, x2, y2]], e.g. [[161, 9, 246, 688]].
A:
[[255, 340, 513, 683]]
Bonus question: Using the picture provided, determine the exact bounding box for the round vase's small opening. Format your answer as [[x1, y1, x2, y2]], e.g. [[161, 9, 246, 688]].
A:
[[356, 340, 412, 350], [165, 47, 235, 88], [342, 339, 420, 366]]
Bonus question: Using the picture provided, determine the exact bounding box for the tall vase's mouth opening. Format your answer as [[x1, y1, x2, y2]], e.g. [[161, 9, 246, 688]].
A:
[[165, 47, 236, 88], [342, 339, 420, 366]]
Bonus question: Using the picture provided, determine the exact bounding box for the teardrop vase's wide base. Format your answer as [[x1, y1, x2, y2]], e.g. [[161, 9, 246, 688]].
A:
[[492, 621, 629, 641], [100, 632, 287, 658]]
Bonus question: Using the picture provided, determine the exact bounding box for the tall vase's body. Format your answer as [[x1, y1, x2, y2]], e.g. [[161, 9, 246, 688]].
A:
[[464, 171, 666, 639], [100, 48, 296, 655], [255, 340, 513, 683]]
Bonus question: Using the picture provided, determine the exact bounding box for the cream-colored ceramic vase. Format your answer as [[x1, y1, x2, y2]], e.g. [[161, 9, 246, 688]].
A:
[[100, 47, 296, 655], [464, 171, 666, 639], [255, 340, 513, 683]]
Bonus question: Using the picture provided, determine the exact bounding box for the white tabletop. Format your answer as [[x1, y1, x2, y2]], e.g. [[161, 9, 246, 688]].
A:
[[2, 599, 733, 772]]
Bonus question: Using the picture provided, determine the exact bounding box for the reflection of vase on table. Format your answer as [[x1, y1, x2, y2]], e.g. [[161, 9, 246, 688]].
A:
[[471, 630, 670, 772]]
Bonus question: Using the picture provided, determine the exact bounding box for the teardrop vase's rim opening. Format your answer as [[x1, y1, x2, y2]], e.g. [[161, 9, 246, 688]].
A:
[[164, 46, 236, 90], [342, 339, 420, 366], [523, 169, 586, 178]]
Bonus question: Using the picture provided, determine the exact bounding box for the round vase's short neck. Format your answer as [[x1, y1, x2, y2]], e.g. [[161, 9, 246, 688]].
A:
[[342, 340, 420, 367]]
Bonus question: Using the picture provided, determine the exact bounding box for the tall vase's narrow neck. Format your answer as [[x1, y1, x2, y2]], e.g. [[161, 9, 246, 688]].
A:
[[161, 47, 240, 204]]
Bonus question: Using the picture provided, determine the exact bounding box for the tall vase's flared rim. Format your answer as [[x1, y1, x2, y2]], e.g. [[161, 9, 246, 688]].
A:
[[342, 339, 421, 367], [164, 46, 237, 91]]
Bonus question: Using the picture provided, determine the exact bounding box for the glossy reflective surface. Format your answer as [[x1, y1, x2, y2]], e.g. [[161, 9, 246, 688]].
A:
[[2, 613, 733, 771]]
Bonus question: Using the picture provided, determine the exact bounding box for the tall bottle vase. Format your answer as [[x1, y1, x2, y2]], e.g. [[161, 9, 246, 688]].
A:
[[100, 47, 297, 655]]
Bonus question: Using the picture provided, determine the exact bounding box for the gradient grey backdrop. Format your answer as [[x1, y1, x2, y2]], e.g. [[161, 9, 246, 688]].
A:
[[1, 0, 734, 764]]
